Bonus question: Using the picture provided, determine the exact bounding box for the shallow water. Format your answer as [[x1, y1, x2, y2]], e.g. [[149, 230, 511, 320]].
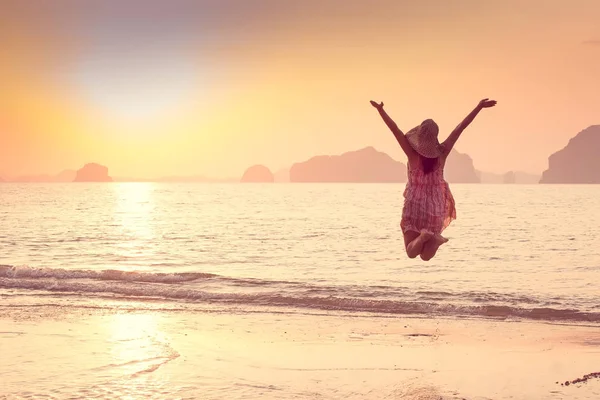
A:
[[1, 183, 600, 323]]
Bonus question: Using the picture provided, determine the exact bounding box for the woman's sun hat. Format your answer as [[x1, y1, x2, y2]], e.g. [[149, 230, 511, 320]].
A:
[[405, 119, 444, 158]]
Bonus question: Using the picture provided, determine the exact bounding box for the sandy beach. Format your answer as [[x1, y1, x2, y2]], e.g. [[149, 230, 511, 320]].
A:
[[2, 304, 599, 400]]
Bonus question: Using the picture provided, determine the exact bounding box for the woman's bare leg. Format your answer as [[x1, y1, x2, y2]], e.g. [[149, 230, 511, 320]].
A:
[[403, 231, 420, 258], [404, 230, 432, 259]]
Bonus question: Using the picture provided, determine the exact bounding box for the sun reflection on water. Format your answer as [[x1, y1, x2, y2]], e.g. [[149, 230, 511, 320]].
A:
[[107, 313, 172, 375], [112, 183, 158, 269]]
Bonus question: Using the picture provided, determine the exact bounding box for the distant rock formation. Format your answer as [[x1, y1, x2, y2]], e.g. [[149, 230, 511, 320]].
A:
[[55, 170, 77, 182], [73, 163, 112, 182], [445, 149, 480, 183], [503, 171, 516, 184], [477, 170, 540, 184], [288, 147, 481, 183], [540, 125, 600, 183], [476, 170, 499, 183], [11, 174, 53, 183], [289, 147, 406, 182], [9, 170, 76, 183], [240, 165, 274, 183]]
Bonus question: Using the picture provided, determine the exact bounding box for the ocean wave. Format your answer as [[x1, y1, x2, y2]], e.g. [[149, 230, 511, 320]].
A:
[[0, 265, 300, 287], [1, 265, 598, 324], [0, 264, 215, 283]]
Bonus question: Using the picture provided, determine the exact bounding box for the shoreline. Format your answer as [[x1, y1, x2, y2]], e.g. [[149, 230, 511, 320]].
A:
[[2, 305, 599, 399]]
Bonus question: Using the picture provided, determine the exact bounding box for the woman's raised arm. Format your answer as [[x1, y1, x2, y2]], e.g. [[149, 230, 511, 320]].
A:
[[442, 98, 497, 155], [370, 101, 416, 158]]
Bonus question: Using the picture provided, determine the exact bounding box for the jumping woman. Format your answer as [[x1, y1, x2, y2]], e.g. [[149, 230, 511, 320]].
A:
[[370, 98, 497, 261]]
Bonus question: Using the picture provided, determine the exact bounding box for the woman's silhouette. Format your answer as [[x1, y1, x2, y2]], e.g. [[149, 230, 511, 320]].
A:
[[371, 98, 497, 260]]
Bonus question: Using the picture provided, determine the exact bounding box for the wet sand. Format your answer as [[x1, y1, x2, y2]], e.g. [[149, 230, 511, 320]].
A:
[[1, 306, 599, 399]]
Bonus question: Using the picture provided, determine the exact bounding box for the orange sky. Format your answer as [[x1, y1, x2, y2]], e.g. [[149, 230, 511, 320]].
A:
[[1, 0, 599, 179]]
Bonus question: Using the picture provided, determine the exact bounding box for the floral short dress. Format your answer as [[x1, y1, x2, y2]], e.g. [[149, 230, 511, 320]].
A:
[[400, 160, 456, 241]]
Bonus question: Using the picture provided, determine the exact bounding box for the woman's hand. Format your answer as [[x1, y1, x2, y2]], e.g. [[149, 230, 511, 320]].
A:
[[370, 100, 384, 109], [478, 98, 497, 109]]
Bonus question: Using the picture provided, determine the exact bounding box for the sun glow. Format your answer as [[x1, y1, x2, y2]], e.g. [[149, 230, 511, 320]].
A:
[[69, 51, 200, 130]]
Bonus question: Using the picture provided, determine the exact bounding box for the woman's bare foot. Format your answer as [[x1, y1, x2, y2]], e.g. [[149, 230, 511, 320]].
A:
[[432, 234, 448, 245], [406, 230, 433, 258], [420, 234, 448, 261]]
